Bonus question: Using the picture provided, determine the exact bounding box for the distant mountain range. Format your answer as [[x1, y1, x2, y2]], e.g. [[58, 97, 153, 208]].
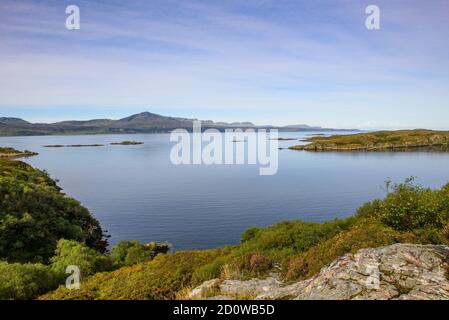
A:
[[0, 111, 358, 136]]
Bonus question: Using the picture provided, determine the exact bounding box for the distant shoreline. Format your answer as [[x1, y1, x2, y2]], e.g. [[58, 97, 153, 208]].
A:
[[43, 141, 144, 147], [0, 128, 360, 138], [289, 129, 449, 152]]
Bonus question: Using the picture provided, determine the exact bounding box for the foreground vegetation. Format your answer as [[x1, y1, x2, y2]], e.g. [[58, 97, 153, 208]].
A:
[[2, 153, 449, 300], [290, 129, 449, 151], [0, 156, 168, 299], [41, 178, 449, 300], [0, 157, 107, 263]]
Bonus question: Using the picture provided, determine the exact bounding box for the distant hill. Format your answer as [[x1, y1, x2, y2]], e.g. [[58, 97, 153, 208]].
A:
[[0, 111, 356, 136]]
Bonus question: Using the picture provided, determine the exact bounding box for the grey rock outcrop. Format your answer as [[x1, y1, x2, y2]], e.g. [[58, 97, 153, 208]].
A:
[[187, 244, 449, 300]]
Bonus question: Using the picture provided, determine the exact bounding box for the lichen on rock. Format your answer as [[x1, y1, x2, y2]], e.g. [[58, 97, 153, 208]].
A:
[[188, 244, 449, 300]]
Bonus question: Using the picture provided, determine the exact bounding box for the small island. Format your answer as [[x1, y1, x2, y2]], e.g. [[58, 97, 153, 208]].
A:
[[110, 141, 144, 145], [289, 129, 449, 151], [44, 144, 105, 148], [69, 144, 105, 147], [0, 147, 38, 158]]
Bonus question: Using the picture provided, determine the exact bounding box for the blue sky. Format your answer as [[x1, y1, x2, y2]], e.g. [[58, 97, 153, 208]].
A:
[[0, 0, 448, 129]]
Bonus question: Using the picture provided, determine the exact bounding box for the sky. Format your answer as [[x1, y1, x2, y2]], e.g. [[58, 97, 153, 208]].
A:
[[0, 0, 448, 129]]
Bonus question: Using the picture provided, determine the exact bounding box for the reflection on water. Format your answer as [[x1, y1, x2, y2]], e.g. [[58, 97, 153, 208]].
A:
[[1, 132, 449, 251]]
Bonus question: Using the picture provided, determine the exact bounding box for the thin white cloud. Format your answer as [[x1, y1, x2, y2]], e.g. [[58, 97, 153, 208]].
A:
[[0, 0, 448, 128]]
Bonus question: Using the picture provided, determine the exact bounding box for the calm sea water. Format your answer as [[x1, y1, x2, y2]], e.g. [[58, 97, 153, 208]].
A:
[[2, 132, 449, 250]]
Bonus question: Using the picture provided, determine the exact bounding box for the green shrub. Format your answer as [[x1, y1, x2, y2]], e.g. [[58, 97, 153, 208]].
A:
[[0, 261, 59, 300], [241, 227, 261, 243], [355, 199, 382, 219], [38, 179, 449, 300], [378, 182, 444, 231], [110, 240, 169, 267], [192, 257, 227, 283], [50, 239, 113, 280], [283, 180, 449, 281], [285, 219, 414, 281], [40, 248, 232, 300], [233, 219, 354, 261], [357, 180, 449, 232], [0, 159, 107, 263]]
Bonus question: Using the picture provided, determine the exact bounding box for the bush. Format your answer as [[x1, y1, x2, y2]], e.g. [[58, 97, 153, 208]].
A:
[[40, 248, 232, 300], [241, 227, 261, 243], [50, 239, 113, 280], [0, 261, 59, 300], [355, 180, 449, 233], [110, 240, 170, 267], [192, 257, 227, 283], [234, 253, 272, 277], [285, 219, 414, 281], [0, 159, 107, 263], [284, 180, 449, 281], [233, 219, 353, 261], [377, 181, 447, 231], [38, 179, 449, 300]]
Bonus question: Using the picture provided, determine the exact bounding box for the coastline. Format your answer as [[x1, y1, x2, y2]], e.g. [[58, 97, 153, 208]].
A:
[[289, 129, 449, 151], [0, 147, 38, 158]]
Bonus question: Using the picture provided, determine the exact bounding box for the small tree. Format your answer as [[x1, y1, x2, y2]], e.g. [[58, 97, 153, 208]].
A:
[[50, 239, 112, 280], [110, 240, 169, 267]]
